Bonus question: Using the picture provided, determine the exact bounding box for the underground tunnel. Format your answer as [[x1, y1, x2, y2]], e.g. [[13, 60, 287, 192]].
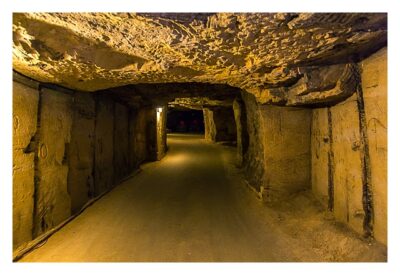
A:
[[12, 12, 387, 262]]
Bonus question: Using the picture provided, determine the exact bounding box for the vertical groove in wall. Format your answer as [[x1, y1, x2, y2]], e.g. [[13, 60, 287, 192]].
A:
[[327, 107, 334, 211], [92, 93, 98, 198], [112, 100, 116, 186], [31, 87, 42, 238], [128, 108, 134, 170], [128, 109, 131, 169], [355, 70, 374, 237], [66, 93, 75, 199]]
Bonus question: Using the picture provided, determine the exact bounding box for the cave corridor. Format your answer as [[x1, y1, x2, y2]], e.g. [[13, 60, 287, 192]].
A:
[[11, 12, 387, 262]]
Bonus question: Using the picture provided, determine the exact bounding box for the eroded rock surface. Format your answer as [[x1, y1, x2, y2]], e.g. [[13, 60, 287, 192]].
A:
[[169, 97, 234, 110], [13, 13, 386, 106]]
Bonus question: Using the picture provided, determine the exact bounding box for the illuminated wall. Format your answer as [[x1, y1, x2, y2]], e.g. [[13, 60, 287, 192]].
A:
[[12, 75, 163, 249]]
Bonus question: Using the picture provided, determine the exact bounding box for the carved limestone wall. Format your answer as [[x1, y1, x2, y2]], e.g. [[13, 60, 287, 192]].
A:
[[12, 75, 163, 249]]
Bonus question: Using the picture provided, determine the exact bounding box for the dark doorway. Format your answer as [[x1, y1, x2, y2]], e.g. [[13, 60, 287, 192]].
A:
[[167, 109, 205, 134]]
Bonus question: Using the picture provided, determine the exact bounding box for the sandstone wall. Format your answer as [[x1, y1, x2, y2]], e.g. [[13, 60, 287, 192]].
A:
[[156, 106, 167, 160], [12, 79, 162, 250], [311, 108, 330, 207], [240, 49, 386, 245], [130, 107, 149, 167], [361, 48, 387, 245], [233, 97, 249, 166], [67, 93, 95, 214], [242, 92, 311, 201], [311, 92, 371, 239], [128, 109, 138, 169], [242, 92, 265, 192], [34, 88, 73, 237], [260, 105, 311, 202], [94, 94, 115, 195], [312, 97, 364, 232], [203, 107, 236, 143], [331, 94, 365, 235], [12, 82, 39, 249], [214, 108, 237, 142], [146, 107, 158, 161], [310, 48, 387, 245], [114, 102, 130, 181], [203, 108, 216, 142]]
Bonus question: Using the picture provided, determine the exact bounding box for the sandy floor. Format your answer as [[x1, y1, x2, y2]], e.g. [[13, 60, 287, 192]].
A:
[[19, 134, 387, 262]]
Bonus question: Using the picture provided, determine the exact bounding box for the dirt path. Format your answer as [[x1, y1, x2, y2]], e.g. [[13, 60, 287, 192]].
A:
[[19, 134, 386, 262]]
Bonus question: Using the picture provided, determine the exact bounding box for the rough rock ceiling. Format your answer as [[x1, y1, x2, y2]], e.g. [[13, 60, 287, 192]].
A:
[[107, 82, 240, 108], [169, 97, 234, 110], [13, 13, 386, 105]]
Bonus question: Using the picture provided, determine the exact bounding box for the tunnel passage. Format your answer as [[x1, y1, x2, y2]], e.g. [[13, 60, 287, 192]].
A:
[[12, 12, 387, 261], [12, 77, 244, 251], [166, 109, 205, 134]]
